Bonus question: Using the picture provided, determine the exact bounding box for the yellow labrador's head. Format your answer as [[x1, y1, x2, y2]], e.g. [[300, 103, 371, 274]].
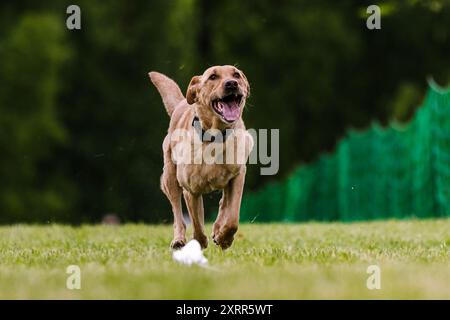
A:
[[186, 65, 250, 126]]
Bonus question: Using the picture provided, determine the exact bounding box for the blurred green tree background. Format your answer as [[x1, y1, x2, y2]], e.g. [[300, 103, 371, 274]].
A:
[[0, 0, 449, 223]]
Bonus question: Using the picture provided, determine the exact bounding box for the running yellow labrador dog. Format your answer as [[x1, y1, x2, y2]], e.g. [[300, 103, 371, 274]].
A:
[[149, 65, 253, 250]]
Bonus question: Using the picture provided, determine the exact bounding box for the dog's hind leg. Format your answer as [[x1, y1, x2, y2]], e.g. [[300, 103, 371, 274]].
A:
[[161, 170, 186, 249], [161, 138, 186, 249], [183, 190, 208, 249], [161, 169, 186, 249]]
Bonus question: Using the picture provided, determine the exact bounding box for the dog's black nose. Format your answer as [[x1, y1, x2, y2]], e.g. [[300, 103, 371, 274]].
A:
[[224, 80, 238, 90]]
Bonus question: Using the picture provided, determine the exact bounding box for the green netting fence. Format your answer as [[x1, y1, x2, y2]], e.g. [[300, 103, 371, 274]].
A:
[[241, 82, 450, 222]]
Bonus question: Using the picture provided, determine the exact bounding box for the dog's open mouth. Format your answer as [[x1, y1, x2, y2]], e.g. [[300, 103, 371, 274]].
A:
[[211, 94, 242, 123]]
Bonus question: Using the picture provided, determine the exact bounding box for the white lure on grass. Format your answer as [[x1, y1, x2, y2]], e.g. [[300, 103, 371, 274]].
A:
[[172, 239, 208, 267]]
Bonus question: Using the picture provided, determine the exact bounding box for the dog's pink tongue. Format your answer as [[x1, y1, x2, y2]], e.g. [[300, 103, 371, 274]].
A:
[[220, 100, 240, 122]]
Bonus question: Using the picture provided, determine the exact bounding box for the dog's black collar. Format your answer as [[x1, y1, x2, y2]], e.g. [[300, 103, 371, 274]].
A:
[[192, 116, 231, 142]]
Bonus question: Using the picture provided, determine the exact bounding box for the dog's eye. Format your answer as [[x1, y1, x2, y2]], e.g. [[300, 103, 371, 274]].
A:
[[233, 72, 241, 79], [209, 74, 218, 80]]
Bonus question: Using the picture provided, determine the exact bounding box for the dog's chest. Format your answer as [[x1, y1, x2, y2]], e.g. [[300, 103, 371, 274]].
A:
[[173, 129, 252, 194], [177, 162, 241, 194], [176, 137, 243, 193]]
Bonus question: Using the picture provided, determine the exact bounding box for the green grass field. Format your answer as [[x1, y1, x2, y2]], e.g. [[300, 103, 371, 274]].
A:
[[0, 219, 449, 299]]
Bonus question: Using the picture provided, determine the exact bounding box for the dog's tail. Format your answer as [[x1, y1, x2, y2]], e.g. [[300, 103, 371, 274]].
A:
[[148, 72, 185, 116]]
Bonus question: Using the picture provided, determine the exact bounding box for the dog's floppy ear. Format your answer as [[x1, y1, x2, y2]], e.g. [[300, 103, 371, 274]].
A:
[[186, 76, 201, 105], [241, 72, 251, 98]]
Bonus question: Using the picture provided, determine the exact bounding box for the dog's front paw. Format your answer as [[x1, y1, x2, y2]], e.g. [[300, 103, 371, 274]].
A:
[[170, 238, 186, 250], [194, 233, 208, 249], [212, 225, 238, 250], [211, 223, 221, 245]]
